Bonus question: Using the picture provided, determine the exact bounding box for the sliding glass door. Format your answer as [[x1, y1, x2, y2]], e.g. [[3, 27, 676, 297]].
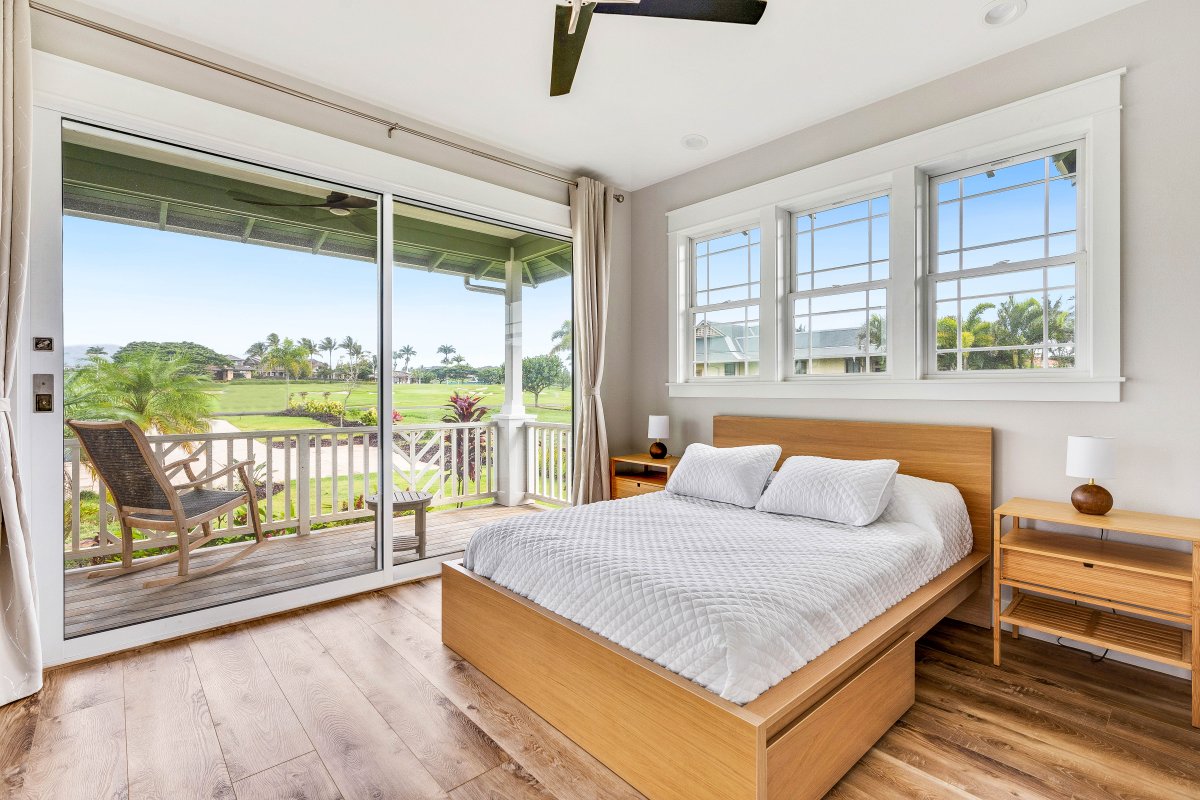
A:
[[59, 122, 384, 637]]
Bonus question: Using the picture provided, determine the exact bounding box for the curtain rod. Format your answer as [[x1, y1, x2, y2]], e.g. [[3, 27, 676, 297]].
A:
[[29, 1, 624, 202]]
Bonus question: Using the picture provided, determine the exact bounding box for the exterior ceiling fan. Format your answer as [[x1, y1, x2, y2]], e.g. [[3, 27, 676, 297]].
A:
[[228, 190, 376, 217], [552, 0, 768, 96]]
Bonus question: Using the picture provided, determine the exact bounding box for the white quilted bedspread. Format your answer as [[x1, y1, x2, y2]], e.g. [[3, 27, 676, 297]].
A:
[[463, 480, 971, 704]]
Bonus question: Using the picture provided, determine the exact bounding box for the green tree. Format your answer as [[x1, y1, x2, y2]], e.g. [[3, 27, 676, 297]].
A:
[[522, 354, 564, 408], [113, 341, 231, 376], [318, 337, 337, 381], [549, 320, 573, 363], [396, 345, 416, 373], [85, 345, 108, 357], [245, 341, 267, 376], [263, 337, 312, 399], [476, 365, 504, 385], [66, 352, 215, 434], [437, 344, 457, 364]]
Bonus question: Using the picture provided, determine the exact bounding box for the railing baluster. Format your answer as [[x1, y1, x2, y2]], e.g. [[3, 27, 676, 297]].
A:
[[70, 444, 81, 557], [298, 434, 311, 535], [265, 436, 275, 525], [283, 434, 292, 533], [332, 431, 340, 515]]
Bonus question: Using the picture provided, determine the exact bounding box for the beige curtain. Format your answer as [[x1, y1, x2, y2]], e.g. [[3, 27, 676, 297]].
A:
[[0, 0, 39, 707], [569, 177, 613, 504]]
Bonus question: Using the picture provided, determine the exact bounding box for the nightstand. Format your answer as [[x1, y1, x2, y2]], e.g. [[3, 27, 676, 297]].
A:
[[610, 453, 680, 499], [993, 498, 1199, 727]]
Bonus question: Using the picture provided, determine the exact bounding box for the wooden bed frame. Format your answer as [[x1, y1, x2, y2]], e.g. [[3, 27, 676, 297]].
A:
[[442, 417, 993, 800]]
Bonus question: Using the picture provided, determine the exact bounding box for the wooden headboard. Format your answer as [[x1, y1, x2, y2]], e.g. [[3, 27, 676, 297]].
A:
[[714, 416, 993, 625]]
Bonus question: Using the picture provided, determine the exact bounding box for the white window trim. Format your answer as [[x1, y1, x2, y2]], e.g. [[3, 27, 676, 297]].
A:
[[666, 70, 1124, 402]]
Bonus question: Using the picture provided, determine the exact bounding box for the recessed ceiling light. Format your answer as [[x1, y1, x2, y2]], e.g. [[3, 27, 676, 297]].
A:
[[982, 0, 1027, 27], [681, 134, 709, 151]]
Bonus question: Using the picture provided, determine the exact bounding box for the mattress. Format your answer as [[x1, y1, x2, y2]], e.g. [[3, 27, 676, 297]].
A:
[[462, 474, 972, 704]]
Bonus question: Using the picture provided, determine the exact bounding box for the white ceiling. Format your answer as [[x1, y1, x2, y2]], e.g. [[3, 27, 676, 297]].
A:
[[63, 0, 1146, 190]]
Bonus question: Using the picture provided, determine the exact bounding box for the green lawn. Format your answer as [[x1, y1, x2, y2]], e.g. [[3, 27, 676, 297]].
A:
[[210, 380, 572, 425], [222, 414, 331, 432]]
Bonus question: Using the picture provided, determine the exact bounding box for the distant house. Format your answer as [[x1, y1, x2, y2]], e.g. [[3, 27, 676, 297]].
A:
[[694, 321, 878, 376], [209, 357, 256, 382], [392, 370, 413, 384]]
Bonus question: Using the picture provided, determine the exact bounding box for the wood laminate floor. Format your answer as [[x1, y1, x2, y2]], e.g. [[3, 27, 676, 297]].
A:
[[4, 578, 1197, 799]]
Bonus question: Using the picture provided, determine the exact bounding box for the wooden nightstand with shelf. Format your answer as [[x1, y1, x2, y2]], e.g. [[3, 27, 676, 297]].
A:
[[610, 453, 680, 499], [993, 498, 1199, 727]]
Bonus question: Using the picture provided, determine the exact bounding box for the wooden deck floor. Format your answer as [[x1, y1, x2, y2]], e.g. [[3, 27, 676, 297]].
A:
[[63, 503, 541, 639], [6, 579, 1198, 800]]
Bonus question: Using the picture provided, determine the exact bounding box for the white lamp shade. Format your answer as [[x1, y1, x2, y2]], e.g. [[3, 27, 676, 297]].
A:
[[1065, 435, 1115, 480], [648, 415, 670, 440]]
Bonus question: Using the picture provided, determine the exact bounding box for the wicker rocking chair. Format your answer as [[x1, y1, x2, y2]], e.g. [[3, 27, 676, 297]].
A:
[[68, 419, 265, 589]]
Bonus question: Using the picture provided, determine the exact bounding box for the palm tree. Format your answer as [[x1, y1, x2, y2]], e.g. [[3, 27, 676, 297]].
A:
[[397, 345, 416, 373], [549, 320, 572, 362], [66, 352, 215, 435], [339, 336, 359, 379], [265, 332, 281, 350], [318, 337, 337, 381], [437, 344, 456, 364], [85, 345, 108, 357], [263, 338, 312, 400]]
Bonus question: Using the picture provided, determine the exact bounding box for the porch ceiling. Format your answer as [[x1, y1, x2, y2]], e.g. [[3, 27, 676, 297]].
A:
[[62, 140, 571, 286]]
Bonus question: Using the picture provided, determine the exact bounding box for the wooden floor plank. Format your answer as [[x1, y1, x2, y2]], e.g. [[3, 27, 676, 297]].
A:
[[248, 616, 447, 800], [384, 578, 443, 627], [188, 626, 313, 782], [231, 751, 340, 800], [10, 699, 127, 800], [302, 603, 504, 792], [369, 606, 645, 800], [449, 761, 557, 800], [123, 642, 234, 800], [19, 576, 1199, 800]]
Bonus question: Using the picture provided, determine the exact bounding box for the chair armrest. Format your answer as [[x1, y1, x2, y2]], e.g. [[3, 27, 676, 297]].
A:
[[175, 460, 255, 490], [162, 455, 202, 478]]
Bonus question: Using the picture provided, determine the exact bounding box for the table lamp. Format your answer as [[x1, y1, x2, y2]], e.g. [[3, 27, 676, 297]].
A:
[[1066, 435, 1115, 515], [648, 415, 670, 459]]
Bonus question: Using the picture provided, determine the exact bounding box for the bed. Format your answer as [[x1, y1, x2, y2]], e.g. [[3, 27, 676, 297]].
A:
[[442, 417, 993, 800]]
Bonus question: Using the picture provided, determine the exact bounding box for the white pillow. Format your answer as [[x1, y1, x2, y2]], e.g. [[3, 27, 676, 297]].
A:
[[755, 455, 899, 526], [666, 443, 781, 508]]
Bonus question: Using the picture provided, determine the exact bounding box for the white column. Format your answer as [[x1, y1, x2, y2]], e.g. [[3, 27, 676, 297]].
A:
[[495, 252, 532, 506]]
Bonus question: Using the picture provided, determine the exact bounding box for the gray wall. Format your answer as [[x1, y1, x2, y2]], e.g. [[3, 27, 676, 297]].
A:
[[627, 0, 1198, 525], [32, 3, 635, 449]]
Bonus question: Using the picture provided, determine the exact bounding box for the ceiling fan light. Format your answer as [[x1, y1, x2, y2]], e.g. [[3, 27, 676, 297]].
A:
[[981, 0, 1027, 27], [328, 207, 352, 216]]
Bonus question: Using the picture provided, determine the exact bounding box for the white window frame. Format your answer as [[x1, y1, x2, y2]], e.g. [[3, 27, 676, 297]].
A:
[[666, 70, 1123, 402], [926, 140, 1087, 376], [787, 190, 893, 378], [688, 222, 764, 381], [26, 53, 572, 667]]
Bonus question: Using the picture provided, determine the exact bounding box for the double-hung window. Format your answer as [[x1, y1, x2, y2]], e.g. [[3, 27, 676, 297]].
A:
[[690, 227, 761, 378], [929, 142, 1082, 372], [790, 193, 890, 375]]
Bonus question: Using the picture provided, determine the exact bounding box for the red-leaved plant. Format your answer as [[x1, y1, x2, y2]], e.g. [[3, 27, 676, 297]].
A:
[[442, 390, 489, 485]]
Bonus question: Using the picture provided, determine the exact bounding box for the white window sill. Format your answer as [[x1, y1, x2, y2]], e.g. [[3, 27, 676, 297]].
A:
[[667, 376, 1124, 403]]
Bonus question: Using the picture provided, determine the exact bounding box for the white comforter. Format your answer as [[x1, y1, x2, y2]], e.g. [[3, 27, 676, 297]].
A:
[[463, 475, 971, 704]]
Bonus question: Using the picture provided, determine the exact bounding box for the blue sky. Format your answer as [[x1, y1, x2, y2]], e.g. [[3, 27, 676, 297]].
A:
[[63, 217, 571, 368]]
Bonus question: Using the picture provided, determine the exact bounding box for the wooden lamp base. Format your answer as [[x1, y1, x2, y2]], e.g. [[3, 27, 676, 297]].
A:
[[1071, 481, 1113, 515], [649, 440, 668, 459]]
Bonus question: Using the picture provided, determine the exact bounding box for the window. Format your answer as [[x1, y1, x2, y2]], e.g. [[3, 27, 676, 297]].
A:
[[791, 194, 889, 375], [690, 227, 760, 378], [666, 72, 1121, 401], [929, 143, 1081, 372]]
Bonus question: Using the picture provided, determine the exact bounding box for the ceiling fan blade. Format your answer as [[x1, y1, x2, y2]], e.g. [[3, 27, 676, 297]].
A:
[[551, 3, 595, 97], [594, 0, 767, 24]]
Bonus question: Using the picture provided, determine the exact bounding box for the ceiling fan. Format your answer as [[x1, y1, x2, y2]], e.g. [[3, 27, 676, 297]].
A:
[[551, 0, 768, 96], [228, 190, 376, 217]]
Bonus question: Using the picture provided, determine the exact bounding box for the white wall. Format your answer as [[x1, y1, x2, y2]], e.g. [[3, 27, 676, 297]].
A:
[[627, 0, 1198, 672]]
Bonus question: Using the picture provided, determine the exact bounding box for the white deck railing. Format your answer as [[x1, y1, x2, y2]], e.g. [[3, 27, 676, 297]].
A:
[[526, 421, 573, 506], [64, 421, 497, 566]]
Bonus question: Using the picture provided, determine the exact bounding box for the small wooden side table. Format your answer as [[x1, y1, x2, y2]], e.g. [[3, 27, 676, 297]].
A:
[[610, 453, 680, 499], [993, 497, 1199, 727], [367, 490, 433, 559]]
